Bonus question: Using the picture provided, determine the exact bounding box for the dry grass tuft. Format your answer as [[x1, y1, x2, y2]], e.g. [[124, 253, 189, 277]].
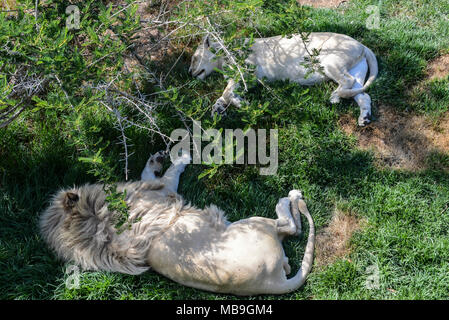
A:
[[0, 0, 16, 9], [297, 0, 349, 8], [339, 105, 449, 171], [315, 209, 363, 268], [1, 0, 17, 17], [426, 54, 449, 81]]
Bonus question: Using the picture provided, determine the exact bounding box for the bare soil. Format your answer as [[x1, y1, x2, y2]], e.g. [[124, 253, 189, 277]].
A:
[[426, 54, 449, 81], [315, 209, 363, 267], [339, 105, 449, 171]]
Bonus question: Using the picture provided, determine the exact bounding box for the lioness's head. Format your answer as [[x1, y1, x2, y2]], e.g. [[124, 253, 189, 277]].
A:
[[189, 35, 222, 80]]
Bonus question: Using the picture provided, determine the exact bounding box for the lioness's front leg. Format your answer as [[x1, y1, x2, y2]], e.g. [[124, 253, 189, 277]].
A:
[[212, 79, 244, 116], [161, 152, 191, 193]]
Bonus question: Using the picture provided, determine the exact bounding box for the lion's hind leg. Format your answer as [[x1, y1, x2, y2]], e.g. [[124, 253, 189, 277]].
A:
[[321, 57, 356, 104], [275, 197, 297, 238], [349, 58, 372, 126], [288, 190, 303, 236], [283, 257, 291, 275], [275, 197, 298, 276], [212, 79, 244, 117]]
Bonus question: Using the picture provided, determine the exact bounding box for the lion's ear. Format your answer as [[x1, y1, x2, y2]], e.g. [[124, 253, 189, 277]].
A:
[[203, 34, 210, 48], [63, 192, 79, 212]]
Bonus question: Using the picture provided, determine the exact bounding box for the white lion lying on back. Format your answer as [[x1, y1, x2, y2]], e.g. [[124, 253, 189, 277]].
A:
[[40, 151, 315, 296], [189, 32, 378, 126]]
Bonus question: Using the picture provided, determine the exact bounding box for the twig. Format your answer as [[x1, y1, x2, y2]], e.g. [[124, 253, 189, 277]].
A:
[[0, 101, 26, 129], [95, 1, 140, 33], [53, 74, 74, 109], [204, 17, 248, 91], [0, 98, 24, 120], [86, 43, 135, 68], [34, 0, 39, 30], [113, 108, 131, 181], [440, 203, 449, 215]]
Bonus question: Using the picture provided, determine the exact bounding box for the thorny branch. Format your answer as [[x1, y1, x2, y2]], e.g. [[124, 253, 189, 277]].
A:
[[0, 66, 48, 128], [1, 0, 298, 176], [114, 108, 133, 181]]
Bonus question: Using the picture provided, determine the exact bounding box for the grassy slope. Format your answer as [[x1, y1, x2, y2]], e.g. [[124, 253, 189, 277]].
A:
[[1, 0, 449, 299]]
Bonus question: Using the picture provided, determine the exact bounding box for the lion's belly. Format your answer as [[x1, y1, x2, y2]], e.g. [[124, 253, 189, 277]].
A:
[[248, 41, 327, 84], [147, 215, 284, 292], [253, 60, 327, 85], [247, 32, 363, 85]]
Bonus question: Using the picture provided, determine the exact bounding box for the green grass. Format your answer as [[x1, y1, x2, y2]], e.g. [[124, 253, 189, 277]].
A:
[[1, 0, 449, 300]]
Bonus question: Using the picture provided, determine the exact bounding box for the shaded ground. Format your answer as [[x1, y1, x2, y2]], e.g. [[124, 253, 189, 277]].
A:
[[123, 0, 192, 82]]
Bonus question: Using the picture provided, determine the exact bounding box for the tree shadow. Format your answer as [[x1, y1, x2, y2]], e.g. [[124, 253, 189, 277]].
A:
[[0, 115, 171, 298]]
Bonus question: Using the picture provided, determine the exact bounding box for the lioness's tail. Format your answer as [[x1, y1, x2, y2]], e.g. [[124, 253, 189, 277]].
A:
[[337, 46, 378, 98], [271, 197, 315, 294]]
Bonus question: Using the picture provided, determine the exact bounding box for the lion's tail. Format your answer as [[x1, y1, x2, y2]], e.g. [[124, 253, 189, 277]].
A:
[[337, 45, 378, 98], [270, 196, 315, 294]]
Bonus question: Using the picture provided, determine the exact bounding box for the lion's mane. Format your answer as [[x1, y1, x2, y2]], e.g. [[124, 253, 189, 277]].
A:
[[39, 181, 228, 275]]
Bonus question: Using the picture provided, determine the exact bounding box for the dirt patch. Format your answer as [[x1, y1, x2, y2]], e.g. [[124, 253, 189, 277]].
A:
[[297, 0, 349, 8], [122, 0, 191, 77], [426, 54, 449, 81], [122, 1, 162, 74], [315, 210, 363, 268], [339, 105, 449, 171]]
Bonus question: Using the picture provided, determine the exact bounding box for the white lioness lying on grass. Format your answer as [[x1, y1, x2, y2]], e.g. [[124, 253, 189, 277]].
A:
[[40, 151, 315, 295], [189, 32, 378, 126]]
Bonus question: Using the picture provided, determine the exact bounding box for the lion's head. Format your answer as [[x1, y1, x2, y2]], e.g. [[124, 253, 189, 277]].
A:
[[189, 35, 222, 80]]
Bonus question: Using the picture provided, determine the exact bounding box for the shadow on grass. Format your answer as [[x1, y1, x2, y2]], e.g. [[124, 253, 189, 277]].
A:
[[0, 115, 171, 299]]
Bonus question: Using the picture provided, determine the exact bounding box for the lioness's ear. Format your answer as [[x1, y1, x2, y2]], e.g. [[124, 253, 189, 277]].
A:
[[63, 192, 79, 212], [202, 34, 210, 48]]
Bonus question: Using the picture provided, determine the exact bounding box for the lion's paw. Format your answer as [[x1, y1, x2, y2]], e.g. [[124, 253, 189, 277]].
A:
[[288, 189, 303, 201], [211, 99, 227, 117], [358, 114, 371, 127], [230, 95, 244, 108], [172, 151, 191, 166], [330, 92, 341, 104], [142, 151, 167, 180], [152, 150, 168, 163]]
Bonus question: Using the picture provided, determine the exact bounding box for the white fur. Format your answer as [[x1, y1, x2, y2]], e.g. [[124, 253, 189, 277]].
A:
[[40, 151, 315, 296], [142, 152, 316, 295], [189, 32, 378, 126]]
